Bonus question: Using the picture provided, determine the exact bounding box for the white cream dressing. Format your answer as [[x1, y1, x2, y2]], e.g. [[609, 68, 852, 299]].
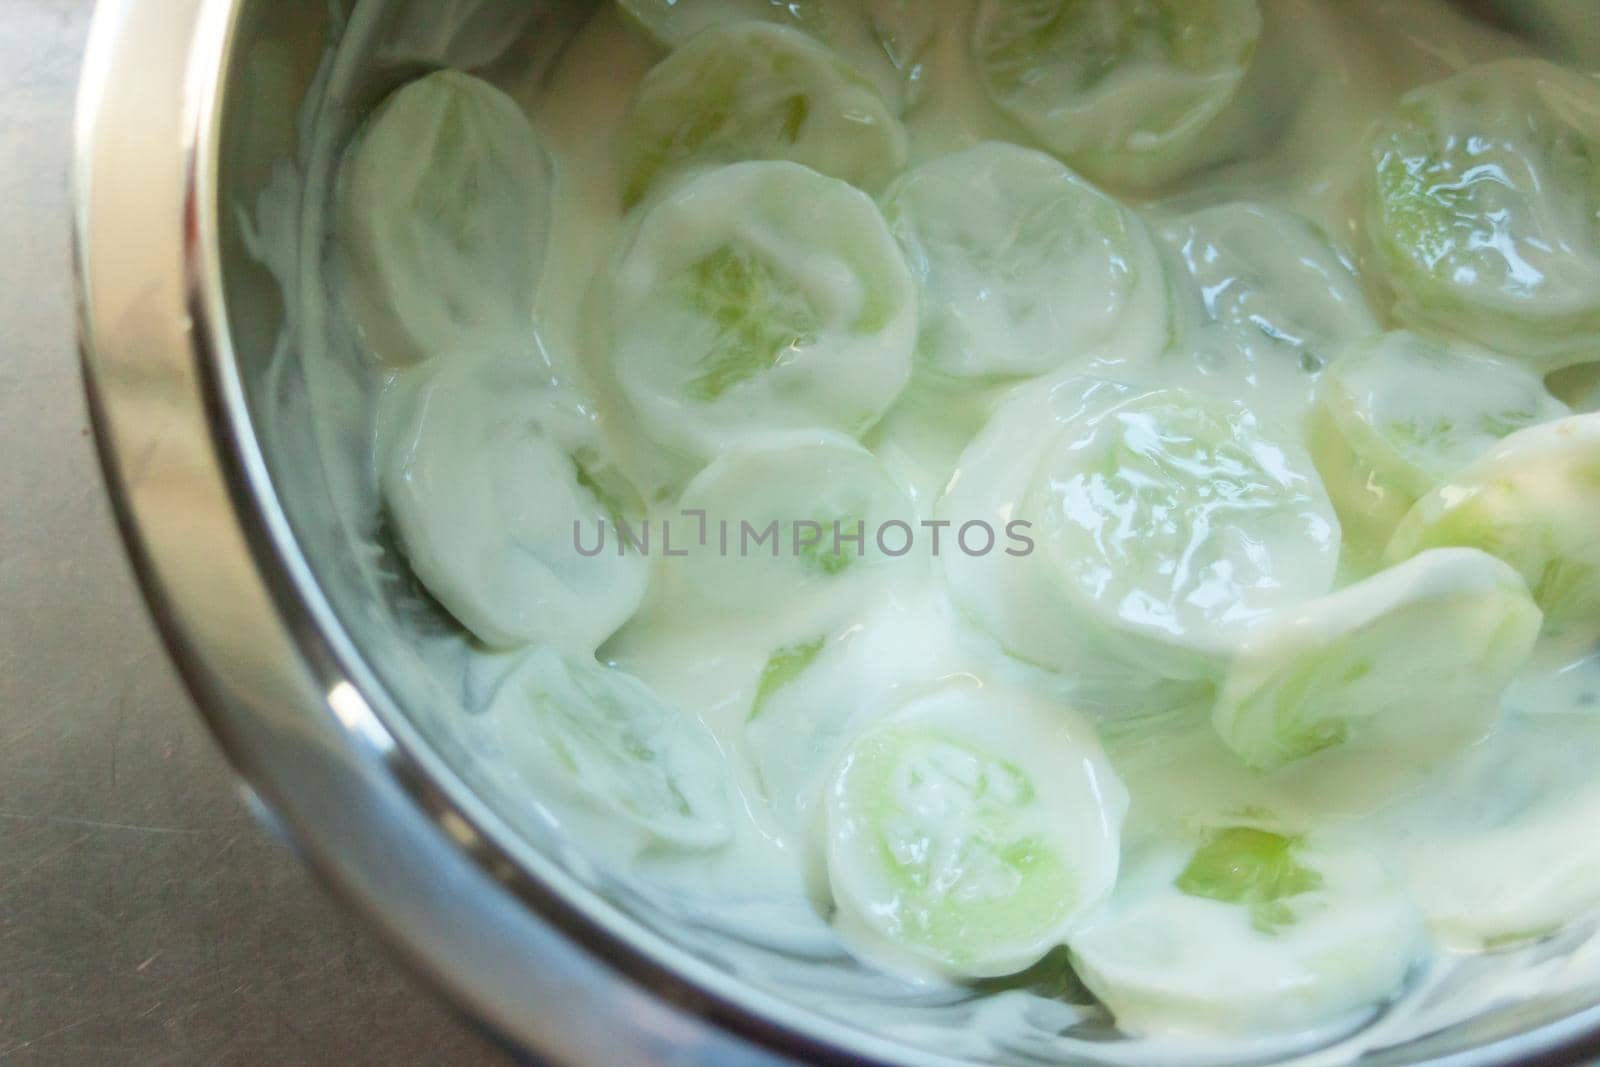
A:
[[252, 0, 1600, 1062]]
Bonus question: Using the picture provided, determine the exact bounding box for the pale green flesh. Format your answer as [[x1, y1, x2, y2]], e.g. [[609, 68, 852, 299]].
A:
[[1310, 331, 1570, 562], [974, 0, 1263, 187], [1365, 60, 1600, 369], [1176, 828, 1322, 934], [839, 727, 1076, 967], [620, 22, 905, 206], [1386, 417, 1600, 637], [749, 637, 826, 720], [1212, 549, 1543, 773]]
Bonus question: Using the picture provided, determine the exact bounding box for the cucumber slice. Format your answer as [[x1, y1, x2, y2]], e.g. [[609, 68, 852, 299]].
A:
[[973, 0, 1263, 188], [881, 142, 1170, 380], [673, 433, 915, 615], [620, 23, 906, 207], [385, 1, 538, 69], [1365, 59, 1600, 371], [1311, 331, 1569, 553], [337, 70, 553, 366], [1213, 549, 1541, 772], [1071, 833, 1424, 1038], [741, 590, 965, 849], [619, 0, 827, 42], [825, 683, 1127, 978], [607, 161, 916, 463], [378, 351, 649, 654], [1480, 1, 1600, 68], [1372, 712, 1600, 951], [1386, 414, 1600, 637], [1031, 386, 1339, 671], [1158, 202, 1376, 405], [1031, 387, 1338, 660], [483, 645, 732, 850], [942, 378, 1339, 695], [617, 0, 911, 108]]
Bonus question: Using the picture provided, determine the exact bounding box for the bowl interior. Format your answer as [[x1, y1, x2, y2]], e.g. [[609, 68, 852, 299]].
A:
[[211, 2, 1600, 1064]]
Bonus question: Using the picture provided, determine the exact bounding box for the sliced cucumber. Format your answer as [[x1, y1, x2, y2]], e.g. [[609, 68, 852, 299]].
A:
[[881, 142, 1170, 380], [1213, 549, 1541, 772], [1071, 832, 1425, 1037], [1310, 331, 1569, 553], [385, 1, 539, 69], [1386, 413, 1600, 637], [943, 377, 1339, 696], [337, 70, 553, 366], [742, 590, 965, 848], [673, 433, 915, 615], [378, 351, 649, 654], [1158, 202, 1376, 406], [1365, 59, 1600, 370], [1032, 386, 1339, 667], [619, 0, 827, 43], [973, 0, 1263, 188], [607, 161, 916, 463], [620, 22, 906, 207], [617, 0, 913, 107], [825, 683, 1126, 978], [483, 645, 732, 849], [1371, 712, 1600, 950]]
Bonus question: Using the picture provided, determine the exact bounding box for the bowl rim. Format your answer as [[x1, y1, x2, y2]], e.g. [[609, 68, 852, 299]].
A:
[[74, 1, 883, 1064], [70, 1, 1600, 1065]]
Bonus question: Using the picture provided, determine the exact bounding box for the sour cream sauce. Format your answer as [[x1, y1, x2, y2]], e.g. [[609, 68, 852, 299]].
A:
[[260, 0, 1600, 1060]]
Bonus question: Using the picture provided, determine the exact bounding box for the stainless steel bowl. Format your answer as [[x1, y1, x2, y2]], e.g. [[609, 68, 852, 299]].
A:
[[72, 2, 1600, 1063]]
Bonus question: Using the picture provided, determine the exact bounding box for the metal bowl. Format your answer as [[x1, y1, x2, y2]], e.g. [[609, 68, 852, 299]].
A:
[[72, 1, 1600, 1063]]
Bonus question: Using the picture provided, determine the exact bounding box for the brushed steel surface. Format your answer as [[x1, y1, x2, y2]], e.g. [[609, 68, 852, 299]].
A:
[[0, 2, 507, 1062]]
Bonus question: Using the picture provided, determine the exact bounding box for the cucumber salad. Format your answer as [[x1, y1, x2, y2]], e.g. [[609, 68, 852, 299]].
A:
[[325, 0, 1600, 1055]]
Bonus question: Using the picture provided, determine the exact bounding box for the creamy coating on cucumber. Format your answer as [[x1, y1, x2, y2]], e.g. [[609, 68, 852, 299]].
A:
[[670, 433, 917, 618], [826, 683, 1126, 979], [478, 645, 735, 854], [376, 349, 651, 654], [1156, 202, 1377, 412], [605, 160, 917, 469], [619, 22, 907, 206], [1310, 331, 1570, 559], [618, 0, 916, 108], [1212, 548, 1542, 774], [1387, 415, 1600, 638], [941, 376, 1339, 691], [973, 0, 1264, 188], [337, 70, 554, 367], [315, 0, 1600, 1055], [881, 142, 1170, 379], [1071, 830, 1426, 1039], [1365, 59, 1600, 370]]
